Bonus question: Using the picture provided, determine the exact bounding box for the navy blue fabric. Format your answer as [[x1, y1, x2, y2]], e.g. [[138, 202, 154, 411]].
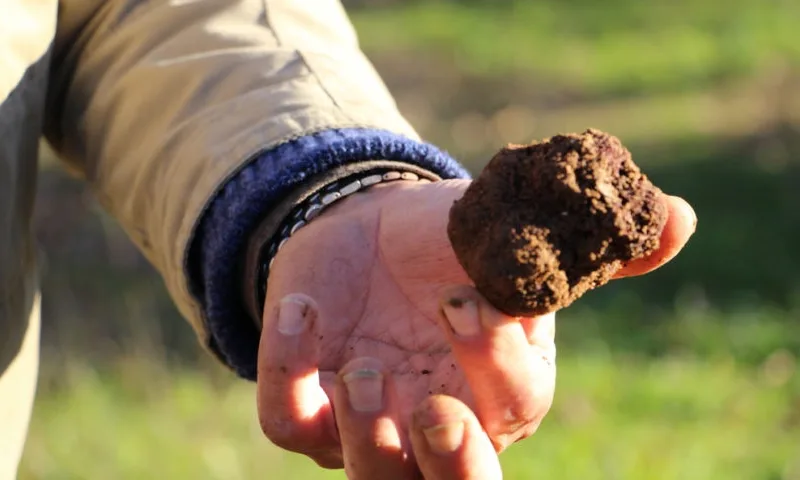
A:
[[190, 128, 470, 380]]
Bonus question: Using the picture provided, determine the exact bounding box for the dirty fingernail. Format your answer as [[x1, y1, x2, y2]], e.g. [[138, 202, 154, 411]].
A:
[[423, 422, 465, 454], [277, 296, 310, 336], [442, 297, 480, 337], [343, 369, 384, 413]]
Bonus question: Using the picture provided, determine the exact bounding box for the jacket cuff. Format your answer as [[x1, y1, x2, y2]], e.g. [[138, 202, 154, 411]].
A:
[[190, 128, 470, 380]]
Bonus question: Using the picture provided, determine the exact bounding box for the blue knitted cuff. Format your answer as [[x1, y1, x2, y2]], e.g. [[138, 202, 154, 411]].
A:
[[190, 128, 470, 380]]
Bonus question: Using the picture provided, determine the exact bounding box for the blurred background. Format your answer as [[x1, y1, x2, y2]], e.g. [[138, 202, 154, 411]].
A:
[[19, 0, 800, 478]]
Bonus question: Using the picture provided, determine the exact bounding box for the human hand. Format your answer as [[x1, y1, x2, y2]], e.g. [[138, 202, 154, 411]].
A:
[[336, 373, 506, 480], [256, 179, 696, 478]]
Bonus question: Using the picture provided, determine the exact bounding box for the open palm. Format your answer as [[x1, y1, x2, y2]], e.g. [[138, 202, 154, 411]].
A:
[[256, 178, 696, 477]]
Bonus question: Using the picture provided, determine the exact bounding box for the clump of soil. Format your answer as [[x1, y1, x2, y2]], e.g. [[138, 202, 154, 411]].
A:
[[447, 128, 667, 316]]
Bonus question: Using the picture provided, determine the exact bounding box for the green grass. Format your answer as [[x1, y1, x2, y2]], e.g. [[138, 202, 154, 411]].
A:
[[351, 0, 800, 96], [19, 321, 799, 480]]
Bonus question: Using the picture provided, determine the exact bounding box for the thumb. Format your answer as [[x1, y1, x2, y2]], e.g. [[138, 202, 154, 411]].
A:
[[614, 194, 697, 278]]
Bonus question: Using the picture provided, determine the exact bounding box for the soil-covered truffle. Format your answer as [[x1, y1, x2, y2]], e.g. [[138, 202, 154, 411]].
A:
[[447, 128, 667, 317]]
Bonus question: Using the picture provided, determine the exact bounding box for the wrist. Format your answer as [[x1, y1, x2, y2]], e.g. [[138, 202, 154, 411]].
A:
[[242, 162, 440, 326]]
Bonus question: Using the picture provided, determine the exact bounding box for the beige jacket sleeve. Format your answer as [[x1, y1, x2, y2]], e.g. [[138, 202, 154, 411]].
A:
[[43, 1, 431, 363]]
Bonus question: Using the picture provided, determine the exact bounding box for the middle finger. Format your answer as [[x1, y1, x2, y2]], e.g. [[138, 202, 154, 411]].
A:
[[334, 357, 418, 479]]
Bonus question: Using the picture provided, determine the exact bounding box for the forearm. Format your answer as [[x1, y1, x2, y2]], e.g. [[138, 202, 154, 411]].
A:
[[45, 0, 469, 376]]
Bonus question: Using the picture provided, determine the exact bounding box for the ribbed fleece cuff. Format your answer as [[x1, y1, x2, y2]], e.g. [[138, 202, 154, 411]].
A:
[[190, 128, 470, 380]]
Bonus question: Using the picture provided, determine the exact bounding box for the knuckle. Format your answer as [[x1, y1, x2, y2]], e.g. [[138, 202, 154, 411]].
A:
[[505, 403, 545, 433], [259, 415, 304, 451], [493, 418, 545, 452], [259, 412, 339, 463], [311, 451, 344, 470], [492, 388, 555, 449]]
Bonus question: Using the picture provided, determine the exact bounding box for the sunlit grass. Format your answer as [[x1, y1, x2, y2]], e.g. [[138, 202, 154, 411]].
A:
[[351, 0, 800, 96]]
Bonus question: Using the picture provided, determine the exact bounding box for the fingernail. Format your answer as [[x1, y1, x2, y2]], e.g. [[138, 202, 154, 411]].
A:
[[343, 369, 384, 413], [423, 422, 465, 454], [277, 296, 309, 336], [672, 194, 697, 233], [442, 296, 480, 337]]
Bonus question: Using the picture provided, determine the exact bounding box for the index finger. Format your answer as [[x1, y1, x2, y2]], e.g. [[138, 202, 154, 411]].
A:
[[614, 194, 696, 279], [257, 294, 342, 468]]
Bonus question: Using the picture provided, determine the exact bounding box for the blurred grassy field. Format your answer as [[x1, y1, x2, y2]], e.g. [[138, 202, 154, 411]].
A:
[[20, 1, 800, 478], [19, 345, 800, 480], [352, 0, 800, 97]]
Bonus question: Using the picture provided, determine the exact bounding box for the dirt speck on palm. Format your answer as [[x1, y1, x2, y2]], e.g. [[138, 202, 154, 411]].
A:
[[447, 129, 667, 316]]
